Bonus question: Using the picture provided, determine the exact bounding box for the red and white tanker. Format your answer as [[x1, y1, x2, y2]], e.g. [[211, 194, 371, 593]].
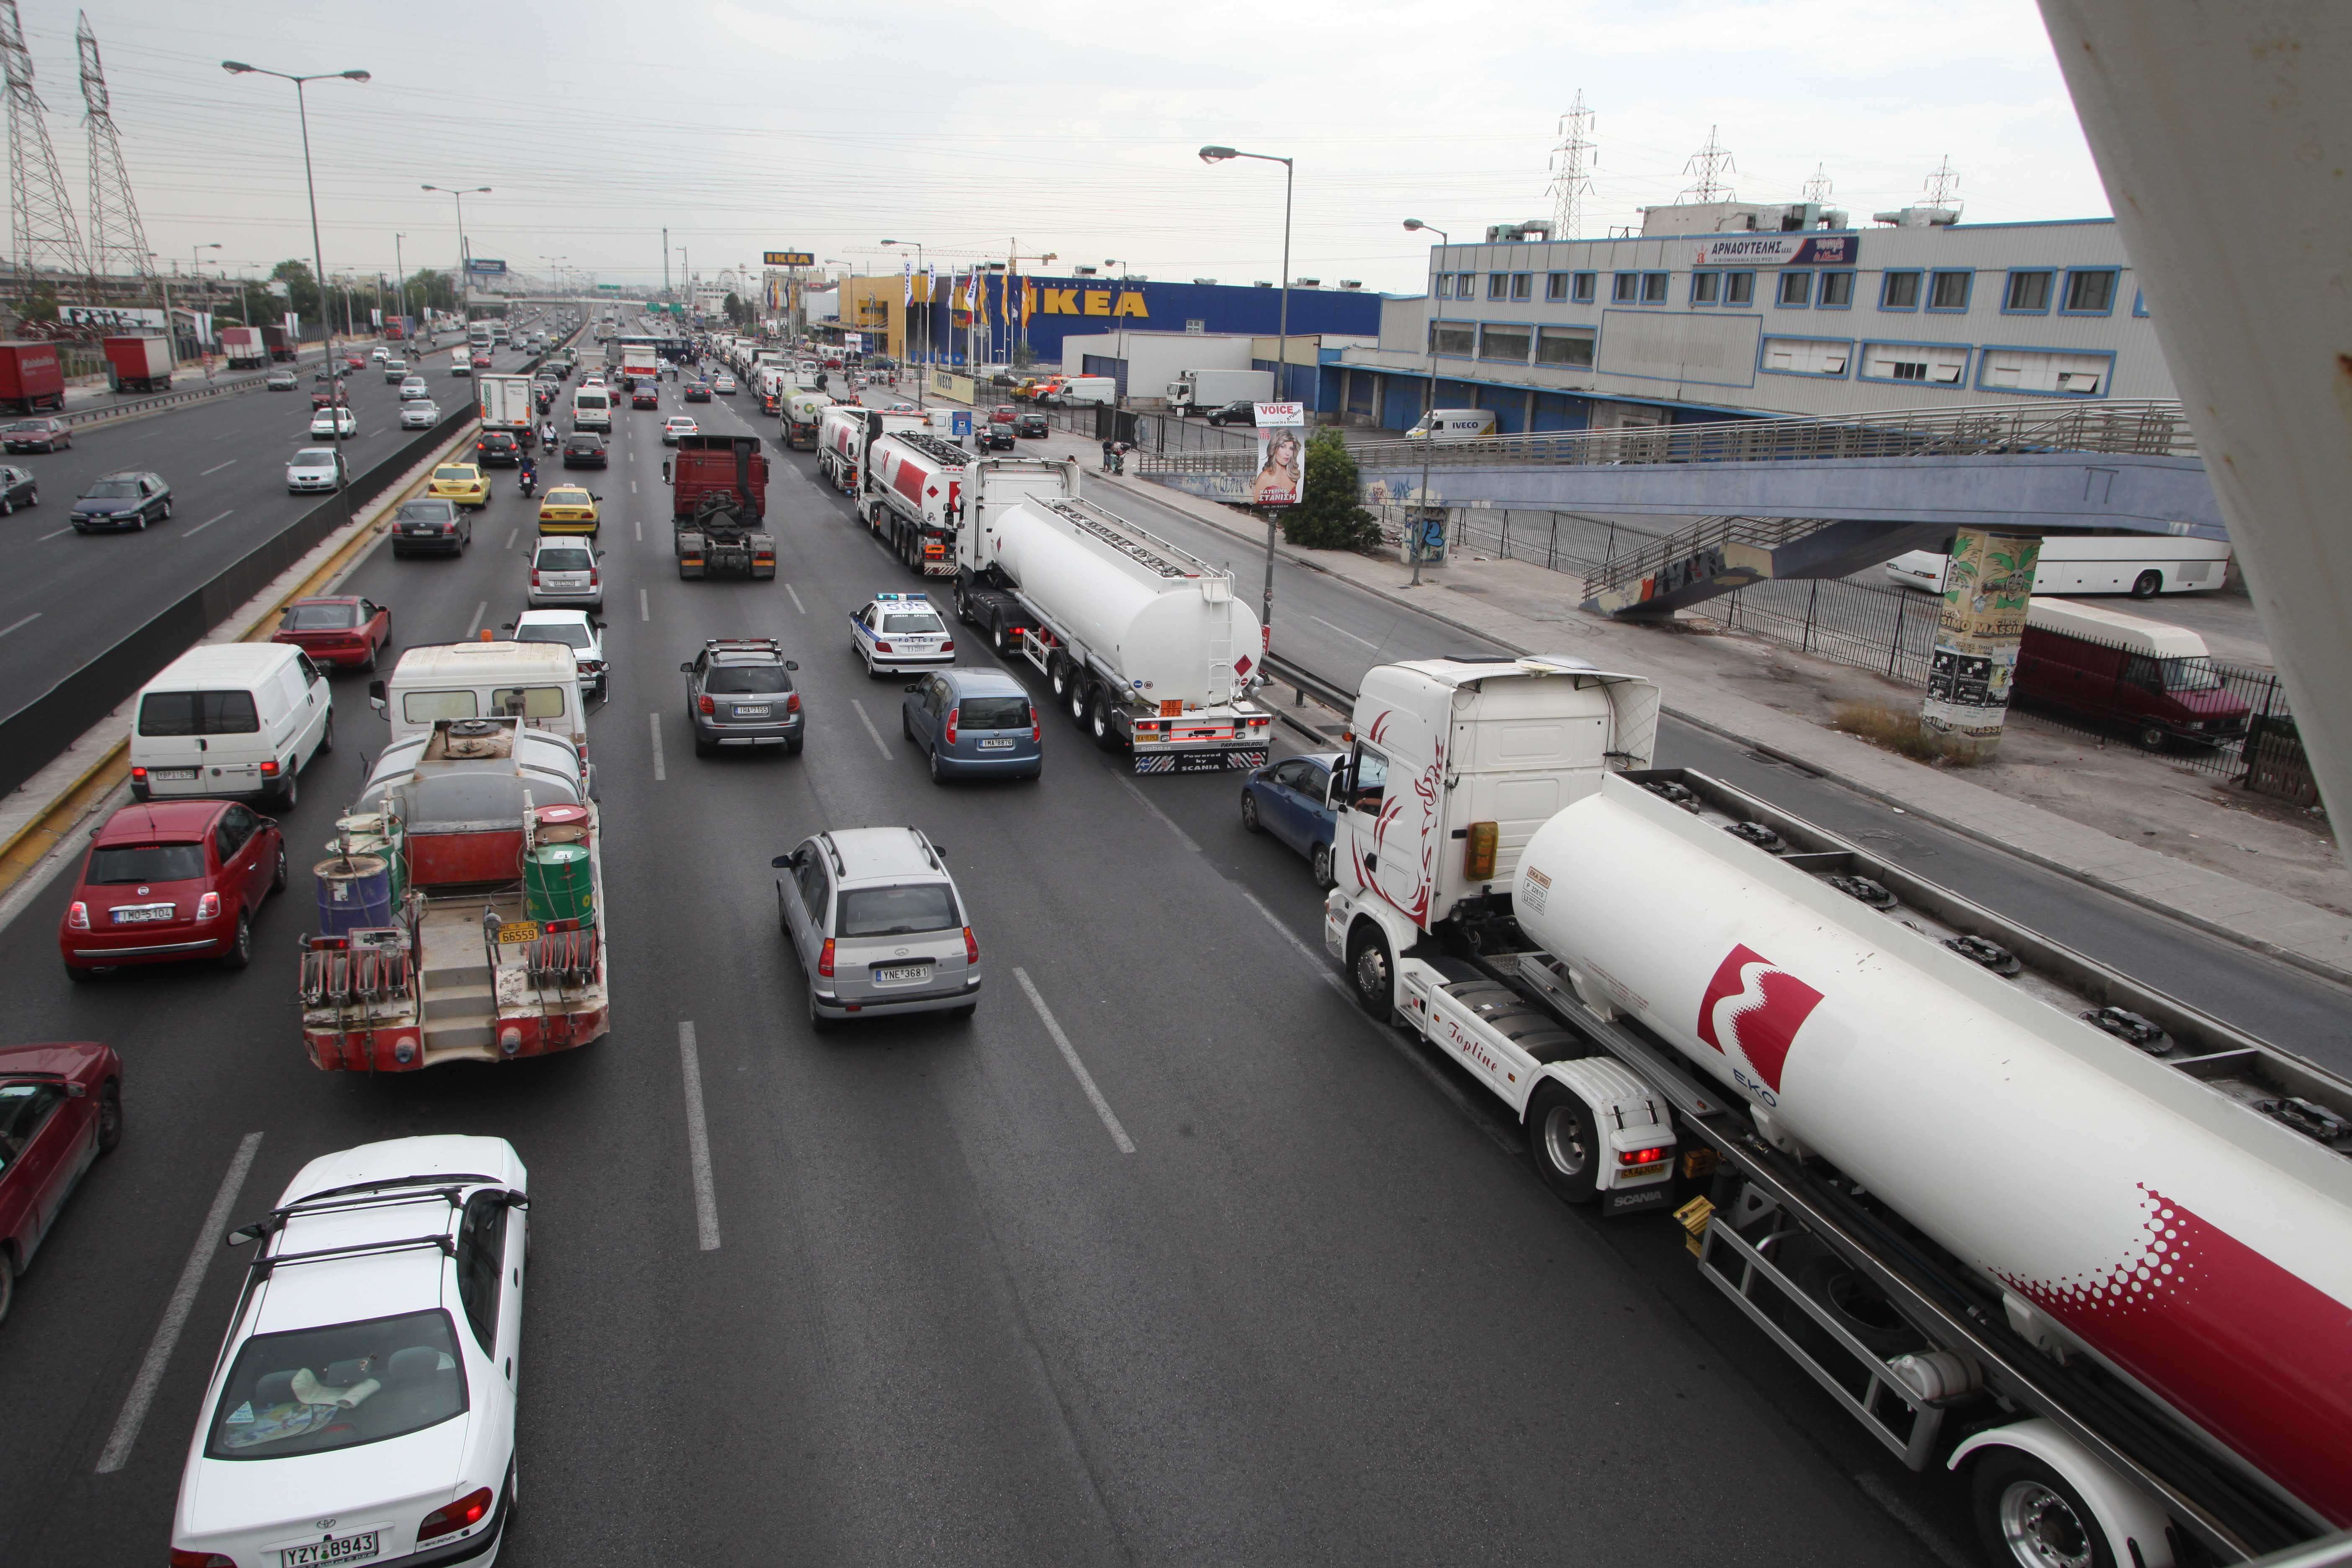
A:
[[1322, 655, 2352, 1568], [812, 404, 933, 496], [864, 429, 966, 576]]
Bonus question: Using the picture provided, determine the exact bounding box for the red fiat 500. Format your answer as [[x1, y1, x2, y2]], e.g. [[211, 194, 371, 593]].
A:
[[0, 1040, 122, 1322], [59, 801, 285, 978]]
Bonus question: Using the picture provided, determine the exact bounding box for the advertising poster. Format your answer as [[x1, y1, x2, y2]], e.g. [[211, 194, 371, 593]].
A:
[[1250, 402, 1307, 506], [1920, 528, 2043, 757]]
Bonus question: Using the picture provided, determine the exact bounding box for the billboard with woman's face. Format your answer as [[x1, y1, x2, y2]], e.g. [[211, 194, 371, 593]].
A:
[[1251, 403, 1307, 505]]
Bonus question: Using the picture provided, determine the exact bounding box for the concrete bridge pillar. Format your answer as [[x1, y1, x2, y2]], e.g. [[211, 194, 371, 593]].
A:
[[1920, 528, 2043, 762]]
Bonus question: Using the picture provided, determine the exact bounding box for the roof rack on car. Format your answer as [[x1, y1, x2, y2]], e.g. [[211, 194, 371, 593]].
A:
[[704, 637, 783, 655], [245, 1232, 458, 1279]]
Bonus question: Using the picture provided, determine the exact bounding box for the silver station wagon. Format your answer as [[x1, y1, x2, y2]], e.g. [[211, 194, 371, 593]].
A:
[[772, 827, 978, 1029]]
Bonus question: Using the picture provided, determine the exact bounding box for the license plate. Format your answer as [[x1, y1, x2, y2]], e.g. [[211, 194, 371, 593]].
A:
[[152, 768, 199, 781], [279, 1529, 382, 1566], [978, 739, 1014, 750], [112, 904, 173, 923], [734, 705, 769, 718], [874, 964, 929, 983], [497, 920, 542, 945]]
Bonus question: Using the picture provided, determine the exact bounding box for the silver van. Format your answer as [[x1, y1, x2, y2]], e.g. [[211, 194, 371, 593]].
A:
[[772, 827, 979, 1029]]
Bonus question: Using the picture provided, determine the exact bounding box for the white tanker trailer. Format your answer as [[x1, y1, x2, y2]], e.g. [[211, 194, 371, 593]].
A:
[[953, 456, 1271, 773], [1322, 654, 2352, 1568]]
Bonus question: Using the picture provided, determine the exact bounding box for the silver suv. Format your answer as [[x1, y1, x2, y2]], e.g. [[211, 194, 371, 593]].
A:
[[771, 827, 978, 1029]]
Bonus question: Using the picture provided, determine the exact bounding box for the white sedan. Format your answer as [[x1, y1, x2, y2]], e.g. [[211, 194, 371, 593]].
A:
[[172, 1136, 527, 1568], [661, 415, 698, 445], [710, 374, 736, 394], [400, 401, 442, 430], [309, 407, 357, 438]]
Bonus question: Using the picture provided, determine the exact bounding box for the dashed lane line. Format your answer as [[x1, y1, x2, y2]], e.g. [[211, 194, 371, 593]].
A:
[[1014, 967, 1136, 1154], [464, 600, 487, 637], [848, 699, 892, 761], [649, 711, 666, 781], [677, 1022, 722, 1250]]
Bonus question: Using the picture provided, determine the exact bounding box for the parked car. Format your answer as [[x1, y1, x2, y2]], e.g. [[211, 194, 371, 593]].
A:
[[771, 826, 977, 1028], [662, 415, 698, 445], [561, 432, 608, 469], [2013, 598, 2254, 751], [384, 471, 473, 542], [900, 668, 1040, 783], [1240, 751, 1346, 887], [0, 1039, 123, 1323], [271, 595, 391, 671], [400, 399, 442, 430], [169, 1136, 527, 1568], [129, 642, 331, 808], [1204, 399, 1259, 427], [849, 591, 953, 676], [536, 485, 600, 536], [1014, 411, 1048, 438], [70, 471, 171, 532], [264, 369, 298, 391], [309, 406, 358, 439], [2, 416, 71, 452], [426, 463, 488, 509], [508, 608, 606, 696], [682, 637, 802, 756], [528, 535, 601, 609], [973, 420, 1014, 452], [0, 465, 36, 514], [284, 446, 347, 495], [60, 799, 286, 976]]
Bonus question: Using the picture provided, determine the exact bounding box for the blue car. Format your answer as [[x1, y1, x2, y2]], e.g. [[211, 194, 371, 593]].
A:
[[1240, 751, 1346, 887], [901, 667, 1042, 783]]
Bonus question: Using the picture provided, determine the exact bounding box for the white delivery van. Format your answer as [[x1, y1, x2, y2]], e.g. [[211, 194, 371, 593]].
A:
[[131, 643, 334, 809], [368, 640, 588, 758], [572, 386, 612, 432], [1403, 408, 1498, 440], [1884, 534, 2234, 598]]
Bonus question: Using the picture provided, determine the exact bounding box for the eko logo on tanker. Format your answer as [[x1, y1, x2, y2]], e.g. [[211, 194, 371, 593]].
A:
[[1695, 944, 1823, 1098]]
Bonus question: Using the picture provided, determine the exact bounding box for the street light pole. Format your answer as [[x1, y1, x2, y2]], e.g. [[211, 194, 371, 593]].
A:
[[422, 183, 490, 340], [881, 238, 926, 407], [393, 232, 405, 325], [223, 61, 368, 381], [1202, 144, 1293, 653], [1400, 219, 1450, 587]]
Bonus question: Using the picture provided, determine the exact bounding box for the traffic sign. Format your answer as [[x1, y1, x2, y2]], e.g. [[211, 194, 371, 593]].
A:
[[763, 251, 815, 267], [466, 258, 507, 276], [596, 283, 622, 291]]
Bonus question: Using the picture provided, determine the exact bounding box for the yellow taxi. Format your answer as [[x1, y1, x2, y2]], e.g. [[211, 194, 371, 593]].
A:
[[426, 462, 488, 509], [536, 485, 600, 536]]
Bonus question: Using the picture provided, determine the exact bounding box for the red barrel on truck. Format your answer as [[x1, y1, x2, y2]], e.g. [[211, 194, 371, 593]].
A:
[[0, 341, 65, 413], [103, 334, 172, 393]]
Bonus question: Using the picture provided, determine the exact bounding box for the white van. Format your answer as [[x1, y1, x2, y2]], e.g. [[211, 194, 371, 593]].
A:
[[368, 640, 587, 758], [572, 386, 612, 432], [1403, 408, 1498, 440], [1884, 534, 2234, 598], [131, 643, 333, 809]]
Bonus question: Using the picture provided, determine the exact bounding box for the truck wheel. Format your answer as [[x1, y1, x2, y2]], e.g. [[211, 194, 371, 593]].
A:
[[1526, 1082, 1601, 1204], [1346, 923, 1398, 1024], [1970, 1449, 2116, 1568], [1310, 843, 1336, 890], [1069, 680, 1090, 728], [1049, 657, 1073, 701], [2129, 570, 2162, 599], [1090, 694, 1121, 751], [991, 618, 1011, 656]]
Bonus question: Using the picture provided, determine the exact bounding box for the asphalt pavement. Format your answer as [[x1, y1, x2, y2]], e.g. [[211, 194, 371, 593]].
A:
[[0, 318, 2337, 1565], [0, 331, 536, 719]]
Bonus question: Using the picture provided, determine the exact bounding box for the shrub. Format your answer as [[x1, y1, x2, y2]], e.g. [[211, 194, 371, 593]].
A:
[[1280, 428, 1382, 551]]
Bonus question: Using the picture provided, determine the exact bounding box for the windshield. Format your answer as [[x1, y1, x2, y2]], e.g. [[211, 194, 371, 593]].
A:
[[2165, 658, 2228, 693], [880, 612, 944, 635], [837, 883, 960, 939], [85, 479, 141, 499], [282, 603, 359, 630], [546, 490, 591, 507], [139, 689, 258, 736], [567, 438, 601, 452], [518, 623, 590, 650], [4, 420, 40, 432], [706, 663, 789, 695], [536, 547, 593, 573], [957, 696, 1030, 730], [205, 1308, 468, 1460], [88, 842, 206, 884], [292, 449, 336, 467]]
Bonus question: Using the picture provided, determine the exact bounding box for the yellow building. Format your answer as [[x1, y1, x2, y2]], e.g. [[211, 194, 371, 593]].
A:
[[835, 274, 944, 360]]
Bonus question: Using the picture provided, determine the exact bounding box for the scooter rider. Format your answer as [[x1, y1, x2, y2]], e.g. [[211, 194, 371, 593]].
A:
[[542, 419, 559, 453], [518, 451, 538, 496]]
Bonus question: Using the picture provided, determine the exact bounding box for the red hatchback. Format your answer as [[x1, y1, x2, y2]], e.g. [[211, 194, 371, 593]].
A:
[[0, 1040, 121, 1322], [59, 800, 285, 979], [271, 595, 390, 671]]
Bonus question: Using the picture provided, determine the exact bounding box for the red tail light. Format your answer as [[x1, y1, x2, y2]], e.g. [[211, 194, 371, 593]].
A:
[[130, 766, 147, 781], [171, 1551, 237, 1567], [66, 900, 88, 930], [874, 640, 893, 653], [697, 695, 714, 714], [417, 1487, 495, 1543], [818, 938, 835, 979], [944, 709, 958, 745], [588, 568, 600, 586], [1618, 1145, 1671, 1166], [196, 892, 221, 921], [1030, 706, 1040, 742], [530, 570, 542, 587], [941, 640, 954, 653], [962, 926, 979, 965], [786, 692, 800, 714], [258, 759, 280, 776]]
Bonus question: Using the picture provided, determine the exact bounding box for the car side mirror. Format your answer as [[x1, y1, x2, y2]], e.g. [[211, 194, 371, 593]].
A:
[[661, 461, 672, 483], [679, 662, 695, 673], [226, 1221, 267, 1248], [501, 1191, 530, 1210], [367, 678, 387, 704], [64, 1080, 85, 1097], [500, 621, 516, 632]]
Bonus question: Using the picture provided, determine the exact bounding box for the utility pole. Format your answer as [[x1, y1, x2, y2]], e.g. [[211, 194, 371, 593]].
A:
[[662, 226, 668, 298], [393, 231, 404, 322]]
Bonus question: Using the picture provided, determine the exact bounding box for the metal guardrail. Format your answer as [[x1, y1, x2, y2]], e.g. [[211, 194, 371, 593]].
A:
[[1261, 652, 1355, 715], [1584, 514, 1827, 603], [51, 329, 475, 429]]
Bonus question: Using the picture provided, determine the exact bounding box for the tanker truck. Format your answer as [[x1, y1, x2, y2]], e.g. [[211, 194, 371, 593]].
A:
[[779, 387, 831, 451], [953, 456, 1271, 773], [1320, 654, 2352, 1568], [813, 405, 933, 496], [864, 429, 968, 577]]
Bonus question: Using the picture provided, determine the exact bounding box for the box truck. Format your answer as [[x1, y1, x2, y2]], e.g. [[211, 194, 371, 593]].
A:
[[1167, 367, 1273, 415], [217, 326, 268, 370], [103, 335, 173, 394], [0, 341, 65, 413]]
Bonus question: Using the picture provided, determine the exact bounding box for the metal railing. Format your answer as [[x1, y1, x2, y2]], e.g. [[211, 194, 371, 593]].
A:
[[1583, 515, 1828, 604]]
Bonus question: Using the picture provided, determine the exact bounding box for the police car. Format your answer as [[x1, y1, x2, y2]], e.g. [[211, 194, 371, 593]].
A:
[[849, 592, 955, 677]]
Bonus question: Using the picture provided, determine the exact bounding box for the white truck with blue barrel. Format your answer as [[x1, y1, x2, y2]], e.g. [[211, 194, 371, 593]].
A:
[[1321, 652, 2352, 1568]]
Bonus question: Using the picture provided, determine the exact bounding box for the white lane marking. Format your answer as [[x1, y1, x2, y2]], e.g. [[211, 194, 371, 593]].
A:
[[0, 611, 39, 639], [505, 526, 518, 551], [464, 600, 487, 637], [1309, 614, 1379, 650], [1014, 967, 1135, 1154], [1234, 882, 1355, 1005], [1116, 775, 1200, 854], [184, 509, 235, 536], [634, 518, 641, 543], [199, 458, 238, 476], [649, 711, 666, 781], [639, 587, 650, 622], [848, 699, 892, 761], [677, 1022, 722, 1251], [631, 479, 638, 494], [784, 583, 805, 616], [36, 526, 70, 540], [97, 1130, 263, 1473]]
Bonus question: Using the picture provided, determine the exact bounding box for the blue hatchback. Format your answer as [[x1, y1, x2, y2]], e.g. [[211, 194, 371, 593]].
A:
[[1241, 751, 1346, 887], [901, 668, 1042, 783]]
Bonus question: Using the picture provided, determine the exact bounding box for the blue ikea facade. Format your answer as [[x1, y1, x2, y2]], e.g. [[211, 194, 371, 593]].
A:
[[923, 273, 1383, 366]]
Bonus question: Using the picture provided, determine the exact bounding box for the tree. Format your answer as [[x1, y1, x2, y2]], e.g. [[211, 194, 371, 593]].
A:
[[271, 259, 319, 327], [403, 268, 459, 315], [1279, 427, 1380, 551], [722, 291, 747, 326]]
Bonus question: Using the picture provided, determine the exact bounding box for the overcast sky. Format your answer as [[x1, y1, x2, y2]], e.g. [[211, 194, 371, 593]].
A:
[[42, 0, 2108, 297]]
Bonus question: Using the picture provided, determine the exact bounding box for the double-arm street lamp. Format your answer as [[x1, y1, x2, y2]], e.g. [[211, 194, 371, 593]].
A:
[[222, 61, 368, 375], [880, 238, 925, 406], [1401, 219, 1451, 586], [423, 183, 490, 330], [1201, 144, 1293, 652]]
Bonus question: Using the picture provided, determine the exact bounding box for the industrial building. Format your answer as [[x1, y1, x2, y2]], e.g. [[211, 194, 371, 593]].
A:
[[1333, 205, 2174, 433]]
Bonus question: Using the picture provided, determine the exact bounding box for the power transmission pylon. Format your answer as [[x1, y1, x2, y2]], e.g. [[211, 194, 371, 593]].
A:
[[1923, 155, 1962, 212], [1679, 124, 1736, 204], [1548, 90, 1596, 239], [1, 0, 90, 296], [1803, 162, 1834, 204], [77, 10, 148, 283]]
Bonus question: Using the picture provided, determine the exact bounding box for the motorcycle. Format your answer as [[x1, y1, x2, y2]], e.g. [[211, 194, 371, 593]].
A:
[[517, 468, 538, 498], [1100, 441, 1133, 475]]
